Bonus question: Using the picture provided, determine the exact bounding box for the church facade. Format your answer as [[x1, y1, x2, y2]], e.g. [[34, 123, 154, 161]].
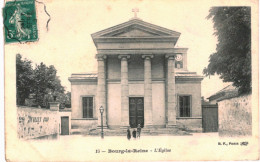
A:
[[69, 18, 203, 131]]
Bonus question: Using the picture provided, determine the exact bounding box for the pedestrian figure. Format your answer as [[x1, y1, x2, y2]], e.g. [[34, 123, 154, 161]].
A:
[[127, 127, 131, 140], [137, 124, 141, 138], [132, 129, 137, 139]]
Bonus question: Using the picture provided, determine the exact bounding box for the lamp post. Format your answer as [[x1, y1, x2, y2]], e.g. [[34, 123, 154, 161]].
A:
[[99, 106, 104, 139]]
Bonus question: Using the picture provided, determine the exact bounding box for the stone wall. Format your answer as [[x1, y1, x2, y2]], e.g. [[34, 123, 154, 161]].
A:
[[218, 94, 252, 136], [17, 106, 59, 140]]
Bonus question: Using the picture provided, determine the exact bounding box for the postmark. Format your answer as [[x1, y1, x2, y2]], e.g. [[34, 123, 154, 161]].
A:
[[4, 0, 38, 43]]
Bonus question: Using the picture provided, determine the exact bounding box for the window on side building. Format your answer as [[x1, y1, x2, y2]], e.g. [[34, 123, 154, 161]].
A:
[[179, 95, 191, 117], [82, 97, 93, 118]]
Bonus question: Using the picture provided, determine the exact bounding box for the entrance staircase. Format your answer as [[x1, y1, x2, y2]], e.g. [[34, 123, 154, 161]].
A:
[[80, 126, 193, 136]]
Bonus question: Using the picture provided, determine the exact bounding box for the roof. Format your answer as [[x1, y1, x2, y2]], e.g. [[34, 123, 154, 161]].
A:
[[91, 18, 181, 48], [91, 18, 181, 38], [207, 84, 238, 101], [70, 73, 97, 78], [68, 73, 98, 82]]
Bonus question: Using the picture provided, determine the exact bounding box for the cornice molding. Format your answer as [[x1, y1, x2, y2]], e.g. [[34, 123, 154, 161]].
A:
[[142, 54, 154, 59], [95, 54, 107, 60], [68, 78, 97, 83], [97, 48, 188, 55], [94, 37, 178, 43], [118, 54, 131, 59]]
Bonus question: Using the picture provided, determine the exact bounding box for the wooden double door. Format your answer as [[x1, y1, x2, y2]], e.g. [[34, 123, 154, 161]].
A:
[[129, 97, 144, 128]]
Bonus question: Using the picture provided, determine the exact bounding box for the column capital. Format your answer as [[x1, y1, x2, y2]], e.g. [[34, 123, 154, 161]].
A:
[[165, 54, 176, 60], [95, 54, 107, 61], [118, 55, 130, 60], [142, 54, 154, 59]]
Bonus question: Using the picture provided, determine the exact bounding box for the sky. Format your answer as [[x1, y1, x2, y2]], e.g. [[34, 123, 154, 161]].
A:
[[4, 0, 234, 99]]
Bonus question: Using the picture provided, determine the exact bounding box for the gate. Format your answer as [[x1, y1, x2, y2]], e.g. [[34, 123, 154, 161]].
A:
[[61, 116, 69, 135], [202, 104, 218, 132]]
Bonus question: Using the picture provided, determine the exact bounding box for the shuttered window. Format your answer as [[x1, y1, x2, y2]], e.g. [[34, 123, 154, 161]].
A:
[[179, 96, 191, 117], [82, 97, 93, 118]]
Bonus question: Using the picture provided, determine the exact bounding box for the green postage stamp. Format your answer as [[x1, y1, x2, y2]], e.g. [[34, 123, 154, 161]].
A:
[[4, 0, 38, 43]]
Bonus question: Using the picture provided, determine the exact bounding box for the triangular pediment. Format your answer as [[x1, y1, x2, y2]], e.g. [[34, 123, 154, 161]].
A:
[[91, 18, 181, 38], [111, 28, 160, 37]]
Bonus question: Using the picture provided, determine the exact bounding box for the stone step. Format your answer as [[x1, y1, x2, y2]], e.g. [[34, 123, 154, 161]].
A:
[[86, 127, 190, 136], [71, 126, 192, 136]]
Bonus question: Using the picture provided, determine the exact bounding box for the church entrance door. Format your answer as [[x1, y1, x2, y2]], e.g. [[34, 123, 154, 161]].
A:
[[129, 97, 144, 128]]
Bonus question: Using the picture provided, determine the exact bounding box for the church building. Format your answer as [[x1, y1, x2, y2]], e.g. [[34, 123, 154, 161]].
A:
[[69, 16, 204, 131]]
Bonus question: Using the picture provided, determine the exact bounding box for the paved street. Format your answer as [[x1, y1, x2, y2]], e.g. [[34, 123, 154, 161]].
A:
[[57, 132, 219, 142], [15, 132, 249, 161]]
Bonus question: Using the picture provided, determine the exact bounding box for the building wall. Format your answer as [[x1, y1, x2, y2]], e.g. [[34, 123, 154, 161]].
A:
[[71, 57, 202, 130], [71, 79, 202, 129], [152, 82, 166, 127], [71, 82, 97, 129], [107, 55, 121, 80], [17, 106, 59, 140], [129, 82, 144, 95], [128, 56, 144, 80], [176, 81, 202, 131], [71, 83, 97, 119], [177, 118, 202, 131], [107, 83, 121, 128], [107, 81, 166, 128], [71, 119, 98, 130], [107, 55, 165, 81], [218, 94, 251, 136], [176, 82, 202, 117], [151, 56, 165, 79]]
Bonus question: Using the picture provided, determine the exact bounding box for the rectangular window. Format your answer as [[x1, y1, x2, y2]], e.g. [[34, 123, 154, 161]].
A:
[[82, 97, 93, 118], [175, 60, 183, 69], [179, 96, 191, 117]]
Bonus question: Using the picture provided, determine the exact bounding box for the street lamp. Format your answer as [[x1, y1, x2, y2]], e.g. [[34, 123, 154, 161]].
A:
[[99, 106, 104, 139]]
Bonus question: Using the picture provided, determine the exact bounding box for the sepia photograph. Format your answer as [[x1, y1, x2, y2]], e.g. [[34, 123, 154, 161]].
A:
[[3, 0, 259, 161]]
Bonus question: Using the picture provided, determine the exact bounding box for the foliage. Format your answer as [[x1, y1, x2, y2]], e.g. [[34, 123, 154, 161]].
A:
[[16, 54, 34, 105], [16, 54, 70, 107], [43, 90, 71, 108], [203, 7, 251, 94], [33, 63, 65, 107]]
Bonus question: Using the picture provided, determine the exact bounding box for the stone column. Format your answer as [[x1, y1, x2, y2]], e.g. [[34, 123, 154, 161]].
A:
[[142, 55, 154, 127], [166, 54, 177, 127], [96, 54, 107, 128], [118, 55, 130, 129]]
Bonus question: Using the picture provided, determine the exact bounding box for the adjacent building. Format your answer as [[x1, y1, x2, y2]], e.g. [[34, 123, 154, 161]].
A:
[[207, 84, 238, 104]]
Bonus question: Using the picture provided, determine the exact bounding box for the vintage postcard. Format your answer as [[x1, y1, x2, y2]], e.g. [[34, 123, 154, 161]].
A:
[[4, 0, 259, 161]]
